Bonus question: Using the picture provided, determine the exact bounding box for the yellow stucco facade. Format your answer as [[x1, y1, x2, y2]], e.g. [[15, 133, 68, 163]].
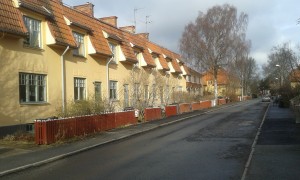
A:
[[0, 0, 195, 126]]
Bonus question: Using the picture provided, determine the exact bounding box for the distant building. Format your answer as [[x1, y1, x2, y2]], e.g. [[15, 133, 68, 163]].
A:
[[202, 68, 241, 98]]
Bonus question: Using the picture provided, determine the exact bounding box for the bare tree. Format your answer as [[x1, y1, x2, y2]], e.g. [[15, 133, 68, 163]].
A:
[[243, 57, 258, 94], [263, 43, 298, 87], [260, 42, 300, 106], [179, 4, 248, 104]]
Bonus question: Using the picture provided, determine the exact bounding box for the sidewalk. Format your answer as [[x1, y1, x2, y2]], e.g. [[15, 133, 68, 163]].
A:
[[0, 104, 230, 177], [245, 104, 300, 180]]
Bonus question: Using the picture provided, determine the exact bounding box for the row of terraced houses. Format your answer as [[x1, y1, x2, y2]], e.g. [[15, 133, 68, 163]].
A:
[[0, 0, 232, 127]]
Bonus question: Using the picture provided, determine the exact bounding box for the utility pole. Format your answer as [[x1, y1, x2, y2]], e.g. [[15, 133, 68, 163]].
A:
[[145, 15, 152, 33]]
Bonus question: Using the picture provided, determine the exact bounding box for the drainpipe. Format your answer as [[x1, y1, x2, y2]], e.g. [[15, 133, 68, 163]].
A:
[[106, 56, 114, 99], [61, 46, 69, 114]]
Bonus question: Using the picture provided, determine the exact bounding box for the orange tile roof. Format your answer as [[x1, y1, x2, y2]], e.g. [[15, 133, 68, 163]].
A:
[[20, 0, 53, 18], [161, 48, 182, 74], [123, 32, 156, 67], [99, 21, 137, 63], [147, 41, 169, 70], [123, 30, 160, 67], [62, 6, 111, 56], [38, 0, 76, 47], [0, 0, 27, 36], [1, 0, 196, 72], [202, 68, 229, 85], [183, 65, 191, 75]]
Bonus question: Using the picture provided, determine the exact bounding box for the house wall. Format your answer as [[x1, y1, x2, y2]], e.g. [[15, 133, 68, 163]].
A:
[[0, 0, 201, 126], [0, 35, 62, 125]]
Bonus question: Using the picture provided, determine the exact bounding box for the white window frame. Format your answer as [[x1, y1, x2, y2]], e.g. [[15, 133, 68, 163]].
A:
[[73, 32, 85, 56], [165, 85, 169, 100], [110, 81, 118, 100], [134, 83, 140, 100], [152, 84, 157, 99], [134, 51, 142, 67], [144, 85, 149, 100], [160, 86, 164, 104], [94, 81, 102, 100], [74, 78, 86, 101], [178, 86, 183, 92], [23, 16, 41, 48], [19, 73, 47, 103], [124, 84, 129, 107], [109, 42, 118, 63]]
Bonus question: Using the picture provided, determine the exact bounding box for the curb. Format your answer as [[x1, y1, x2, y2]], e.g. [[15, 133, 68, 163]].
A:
[[0, 101, 251, 177], [241, 103, 270, 180]]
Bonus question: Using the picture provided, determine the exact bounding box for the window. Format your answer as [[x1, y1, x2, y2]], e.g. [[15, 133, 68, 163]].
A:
[[124, 84, 129, 107], [160, 86, 164, 103], [23, 16, 41, 48], [110, 81, 117, 100], [186, 76, 191, 82], [152, 84, 156, 99], [165, 85, 169, 99], [19, 73, 46, 103], [144, 85, 149, 99], [73, 32, 85, 56], [94, 82, 101, 100], [134, 51, 141, 67], [109, 43, 117, 63], [74, 78, 86, 100], [134, 83, 140, 100], [178, 86, 183, 92]]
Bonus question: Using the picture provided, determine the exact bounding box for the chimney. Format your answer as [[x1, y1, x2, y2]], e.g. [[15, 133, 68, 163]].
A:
[[73, 2, 94, 17], [120, 26, 136, 34], [99, 16, 118, 27], [137, 33, 149, 40]]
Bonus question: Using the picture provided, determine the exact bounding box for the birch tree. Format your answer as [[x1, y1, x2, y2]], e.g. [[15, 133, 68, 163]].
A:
[[179, 4, 248, 104]]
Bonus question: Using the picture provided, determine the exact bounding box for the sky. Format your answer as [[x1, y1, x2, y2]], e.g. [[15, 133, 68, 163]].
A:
[[63, 0, 300, 68]]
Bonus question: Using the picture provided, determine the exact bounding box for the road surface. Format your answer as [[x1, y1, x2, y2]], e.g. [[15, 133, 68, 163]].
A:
[[4, 100, 267, 180]]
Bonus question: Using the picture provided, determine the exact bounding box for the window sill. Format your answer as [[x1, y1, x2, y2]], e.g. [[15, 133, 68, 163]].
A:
[[20, 102, 49, 106], [23, 45, 44, 51]]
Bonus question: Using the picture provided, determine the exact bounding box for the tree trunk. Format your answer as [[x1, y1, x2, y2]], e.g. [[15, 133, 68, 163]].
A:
[[214, 66, 218, 106]]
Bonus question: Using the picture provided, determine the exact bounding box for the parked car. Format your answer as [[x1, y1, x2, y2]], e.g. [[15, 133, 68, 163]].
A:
[[262, 96, 271, 102]]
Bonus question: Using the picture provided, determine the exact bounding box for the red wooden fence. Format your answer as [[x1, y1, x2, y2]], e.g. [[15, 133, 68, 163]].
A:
[[218, 99, 226, 105], [144, 108, 162, 121], [191, 102, 202, 111], [165, 105, 177, 117], [35, 111, 136, 145], [199, 100, 212, 109], [35, 97, 248, 145], [179, 103, 191, 114]]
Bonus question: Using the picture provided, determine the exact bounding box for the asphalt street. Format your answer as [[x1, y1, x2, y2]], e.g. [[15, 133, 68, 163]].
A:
[[3, 100, 266, 180]]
